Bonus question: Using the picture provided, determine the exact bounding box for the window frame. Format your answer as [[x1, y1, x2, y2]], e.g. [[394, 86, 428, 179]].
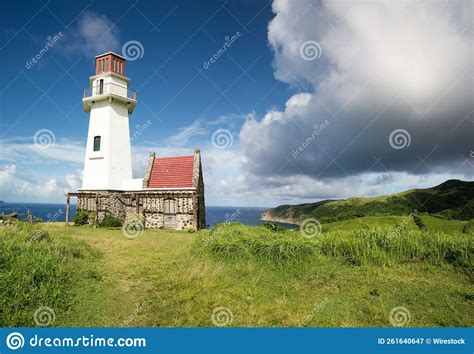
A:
[[93, 136, 101, 152], [164, 199, 177, 214]]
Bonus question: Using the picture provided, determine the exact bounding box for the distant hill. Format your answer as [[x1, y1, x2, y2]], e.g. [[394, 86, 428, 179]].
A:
[[261, 180, 474, 224]]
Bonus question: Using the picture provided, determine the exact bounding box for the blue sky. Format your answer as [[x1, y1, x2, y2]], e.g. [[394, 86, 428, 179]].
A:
[[0, 0, 472, 206]]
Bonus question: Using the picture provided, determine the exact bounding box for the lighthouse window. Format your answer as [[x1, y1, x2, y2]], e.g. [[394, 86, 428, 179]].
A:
[[105, 58, 108, 71], [98, 79, 104, 94], [93, 136, 101, 152]]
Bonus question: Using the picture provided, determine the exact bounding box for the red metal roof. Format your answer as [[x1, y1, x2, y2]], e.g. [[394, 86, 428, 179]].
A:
[[148, 155, 195, 188]]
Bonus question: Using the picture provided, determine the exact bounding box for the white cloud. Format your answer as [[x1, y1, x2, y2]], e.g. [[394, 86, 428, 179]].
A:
[[0, 136, 85, 202], [62, 11, 120, 57], [0, 163, 82, 203], [165, 120, 208, 147], [0, 164, 16, 185], [0, 137, 85, 165]]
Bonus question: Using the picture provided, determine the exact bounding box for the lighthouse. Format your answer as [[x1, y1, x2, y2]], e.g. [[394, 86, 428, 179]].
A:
[[81, 52, 141, 190], [68, 52, 205, 230]]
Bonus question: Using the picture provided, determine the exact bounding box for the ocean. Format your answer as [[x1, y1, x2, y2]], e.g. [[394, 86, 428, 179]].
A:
[[0, 202, 293, 228]]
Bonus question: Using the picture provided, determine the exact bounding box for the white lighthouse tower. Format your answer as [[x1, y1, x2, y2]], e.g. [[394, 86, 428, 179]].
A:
[[81, 52, 142, 191]]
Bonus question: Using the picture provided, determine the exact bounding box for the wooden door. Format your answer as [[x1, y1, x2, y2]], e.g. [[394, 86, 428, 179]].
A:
[[163, 199, 177, 229]]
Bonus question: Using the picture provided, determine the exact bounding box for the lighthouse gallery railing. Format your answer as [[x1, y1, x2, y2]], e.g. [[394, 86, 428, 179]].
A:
[[83, 82, 136, 100]]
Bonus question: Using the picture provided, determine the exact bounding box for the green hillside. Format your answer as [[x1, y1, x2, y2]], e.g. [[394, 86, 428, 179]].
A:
[[262, 180, 474, 224]]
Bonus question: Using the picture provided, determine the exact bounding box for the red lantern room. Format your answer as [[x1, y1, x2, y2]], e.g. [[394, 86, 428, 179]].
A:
[[95, 52, 126, 76]]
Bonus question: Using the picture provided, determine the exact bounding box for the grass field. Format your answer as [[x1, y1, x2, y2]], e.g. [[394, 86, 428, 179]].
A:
[[0, 217, 473, 328]]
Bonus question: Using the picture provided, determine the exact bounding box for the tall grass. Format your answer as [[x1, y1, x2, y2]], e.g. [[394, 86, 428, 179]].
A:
[[0, 223, 101, 326], [193, 223, 473, 271], [193, 223, 316, 265], [317, 228, 473, 269]]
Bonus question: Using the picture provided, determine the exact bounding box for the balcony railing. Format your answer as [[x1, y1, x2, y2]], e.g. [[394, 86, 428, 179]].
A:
[[83, 82, 136, 100]]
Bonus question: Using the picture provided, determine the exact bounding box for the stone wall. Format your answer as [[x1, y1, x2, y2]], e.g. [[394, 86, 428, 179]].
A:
[[176, 214, 194, 229], [76, 191, 199, 230], [144, 212, 163, 228]]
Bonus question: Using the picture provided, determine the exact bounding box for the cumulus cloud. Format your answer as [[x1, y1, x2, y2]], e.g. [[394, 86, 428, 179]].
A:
[[0, 163, 82, 203], [240, 0, 473, 184], [0, 135, 85, 202], [62, 11, 120, 56]]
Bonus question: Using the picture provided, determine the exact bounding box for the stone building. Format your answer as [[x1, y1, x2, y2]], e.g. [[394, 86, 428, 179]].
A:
[[66, 52, 205, 230]]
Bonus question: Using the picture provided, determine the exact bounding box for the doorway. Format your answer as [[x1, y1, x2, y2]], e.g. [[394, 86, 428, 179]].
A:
[[163, 198, 177, 229]]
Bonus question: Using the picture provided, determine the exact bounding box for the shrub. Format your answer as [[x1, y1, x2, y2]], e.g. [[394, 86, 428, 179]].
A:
[[72, 209, 92, 226], [413, 214, 427, 231], [262, 221, 287, 232], [462, 220, 474, 235], [99, 214, 122, 228]]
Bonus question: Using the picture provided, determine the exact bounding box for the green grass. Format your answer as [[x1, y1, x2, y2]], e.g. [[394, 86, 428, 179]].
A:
[[420, 215, 468, 233], [0, 218, 473, 327], [317, 228, 472, 269], [193, 223, 316, 265], [0, 223, 102, 326], [196, 223, 473, 270], [321, 216, 418, 233], [320, 214, 470, 234]]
